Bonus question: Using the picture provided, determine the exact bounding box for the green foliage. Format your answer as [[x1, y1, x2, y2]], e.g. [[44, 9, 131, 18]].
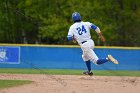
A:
[[0, 0, 140, 46]]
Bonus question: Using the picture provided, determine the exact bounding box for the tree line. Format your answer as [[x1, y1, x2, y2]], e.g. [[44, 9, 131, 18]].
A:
[[0, 0, 140, 46]]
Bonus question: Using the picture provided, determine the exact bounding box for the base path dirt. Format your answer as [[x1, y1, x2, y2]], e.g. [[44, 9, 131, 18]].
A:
[[0, 74, 140, 93]]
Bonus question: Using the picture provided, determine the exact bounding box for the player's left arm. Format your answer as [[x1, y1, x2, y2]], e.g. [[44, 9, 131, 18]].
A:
[[67, 27, 77, 43], [67, 35, 77, 43], [90, 24, 105, 42]]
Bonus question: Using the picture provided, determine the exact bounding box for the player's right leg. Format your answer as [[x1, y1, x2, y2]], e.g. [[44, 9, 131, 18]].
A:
[[107, 55, 119, 64], [87, 50, 119, 65], [82, 39, 108, 65]]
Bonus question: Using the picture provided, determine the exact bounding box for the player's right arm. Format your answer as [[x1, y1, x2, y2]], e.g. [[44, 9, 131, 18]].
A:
[[97, 32, 105, 42], [89, 23, 105, 42]]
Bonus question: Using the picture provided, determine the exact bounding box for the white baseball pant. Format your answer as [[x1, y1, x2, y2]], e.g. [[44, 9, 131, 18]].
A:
[[80, 39, 99, 64]]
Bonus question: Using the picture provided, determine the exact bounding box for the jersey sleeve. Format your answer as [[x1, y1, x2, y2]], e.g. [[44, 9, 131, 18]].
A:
[[67, 26, 74, 41], [88, 22, 101, 33]]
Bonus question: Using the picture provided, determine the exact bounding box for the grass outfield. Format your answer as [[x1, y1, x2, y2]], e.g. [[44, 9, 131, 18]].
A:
[[0, 80, 32, 89], [0, 68, 140, 77]]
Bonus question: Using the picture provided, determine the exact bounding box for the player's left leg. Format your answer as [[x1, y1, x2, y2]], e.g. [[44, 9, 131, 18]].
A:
[[82, 54, 93, 76], [83, 61, 93, 76]]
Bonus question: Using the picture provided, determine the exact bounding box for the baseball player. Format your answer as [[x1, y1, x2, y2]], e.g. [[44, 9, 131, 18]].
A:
[[67, 12, 118, 76]]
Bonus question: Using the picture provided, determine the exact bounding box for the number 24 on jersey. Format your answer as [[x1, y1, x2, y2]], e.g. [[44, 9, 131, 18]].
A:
[[76, 25, 87, 35]]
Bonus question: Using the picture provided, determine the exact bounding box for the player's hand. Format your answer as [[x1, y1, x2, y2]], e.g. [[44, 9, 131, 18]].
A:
[[98, 32, 105, 42], [72, 37, 77, 43], [100, 36, 105, 42]]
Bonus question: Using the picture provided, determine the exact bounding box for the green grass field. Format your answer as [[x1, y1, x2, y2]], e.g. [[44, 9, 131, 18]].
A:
[[0, 68, 140, 77], [0, 80, 32, 89]]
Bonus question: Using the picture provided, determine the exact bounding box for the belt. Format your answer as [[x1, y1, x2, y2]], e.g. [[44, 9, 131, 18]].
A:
[[81, 41, 87, 44]]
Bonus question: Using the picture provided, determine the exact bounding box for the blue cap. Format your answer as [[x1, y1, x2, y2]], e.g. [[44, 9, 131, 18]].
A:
[[72, 12, 82, 22]]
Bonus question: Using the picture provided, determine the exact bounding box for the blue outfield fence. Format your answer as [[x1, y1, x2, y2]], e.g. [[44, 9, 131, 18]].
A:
[[0, 46, 20, 64], [0, 44, 140, 70]]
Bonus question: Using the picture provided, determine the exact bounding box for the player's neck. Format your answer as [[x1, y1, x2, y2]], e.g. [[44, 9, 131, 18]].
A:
[[74, 20, 81, 23]]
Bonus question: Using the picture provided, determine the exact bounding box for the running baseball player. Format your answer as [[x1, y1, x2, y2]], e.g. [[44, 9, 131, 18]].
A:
[[67, 12, 118, 76]]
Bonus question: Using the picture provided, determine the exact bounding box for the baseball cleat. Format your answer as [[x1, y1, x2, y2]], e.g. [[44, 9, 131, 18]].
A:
[[108, 55, 119, 64], [83, 71, 93, 76]]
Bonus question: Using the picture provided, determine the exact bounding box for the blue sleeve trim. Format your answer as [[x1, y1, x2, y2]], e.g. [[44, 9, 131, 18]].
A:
[[91, 24, 97, 30], [67, 35, 73, 41]]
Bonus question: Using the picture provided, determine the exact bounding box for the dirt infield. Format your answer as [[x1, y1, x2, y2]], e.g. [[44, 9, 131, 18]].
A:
[[0, 74, 140, 93]]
